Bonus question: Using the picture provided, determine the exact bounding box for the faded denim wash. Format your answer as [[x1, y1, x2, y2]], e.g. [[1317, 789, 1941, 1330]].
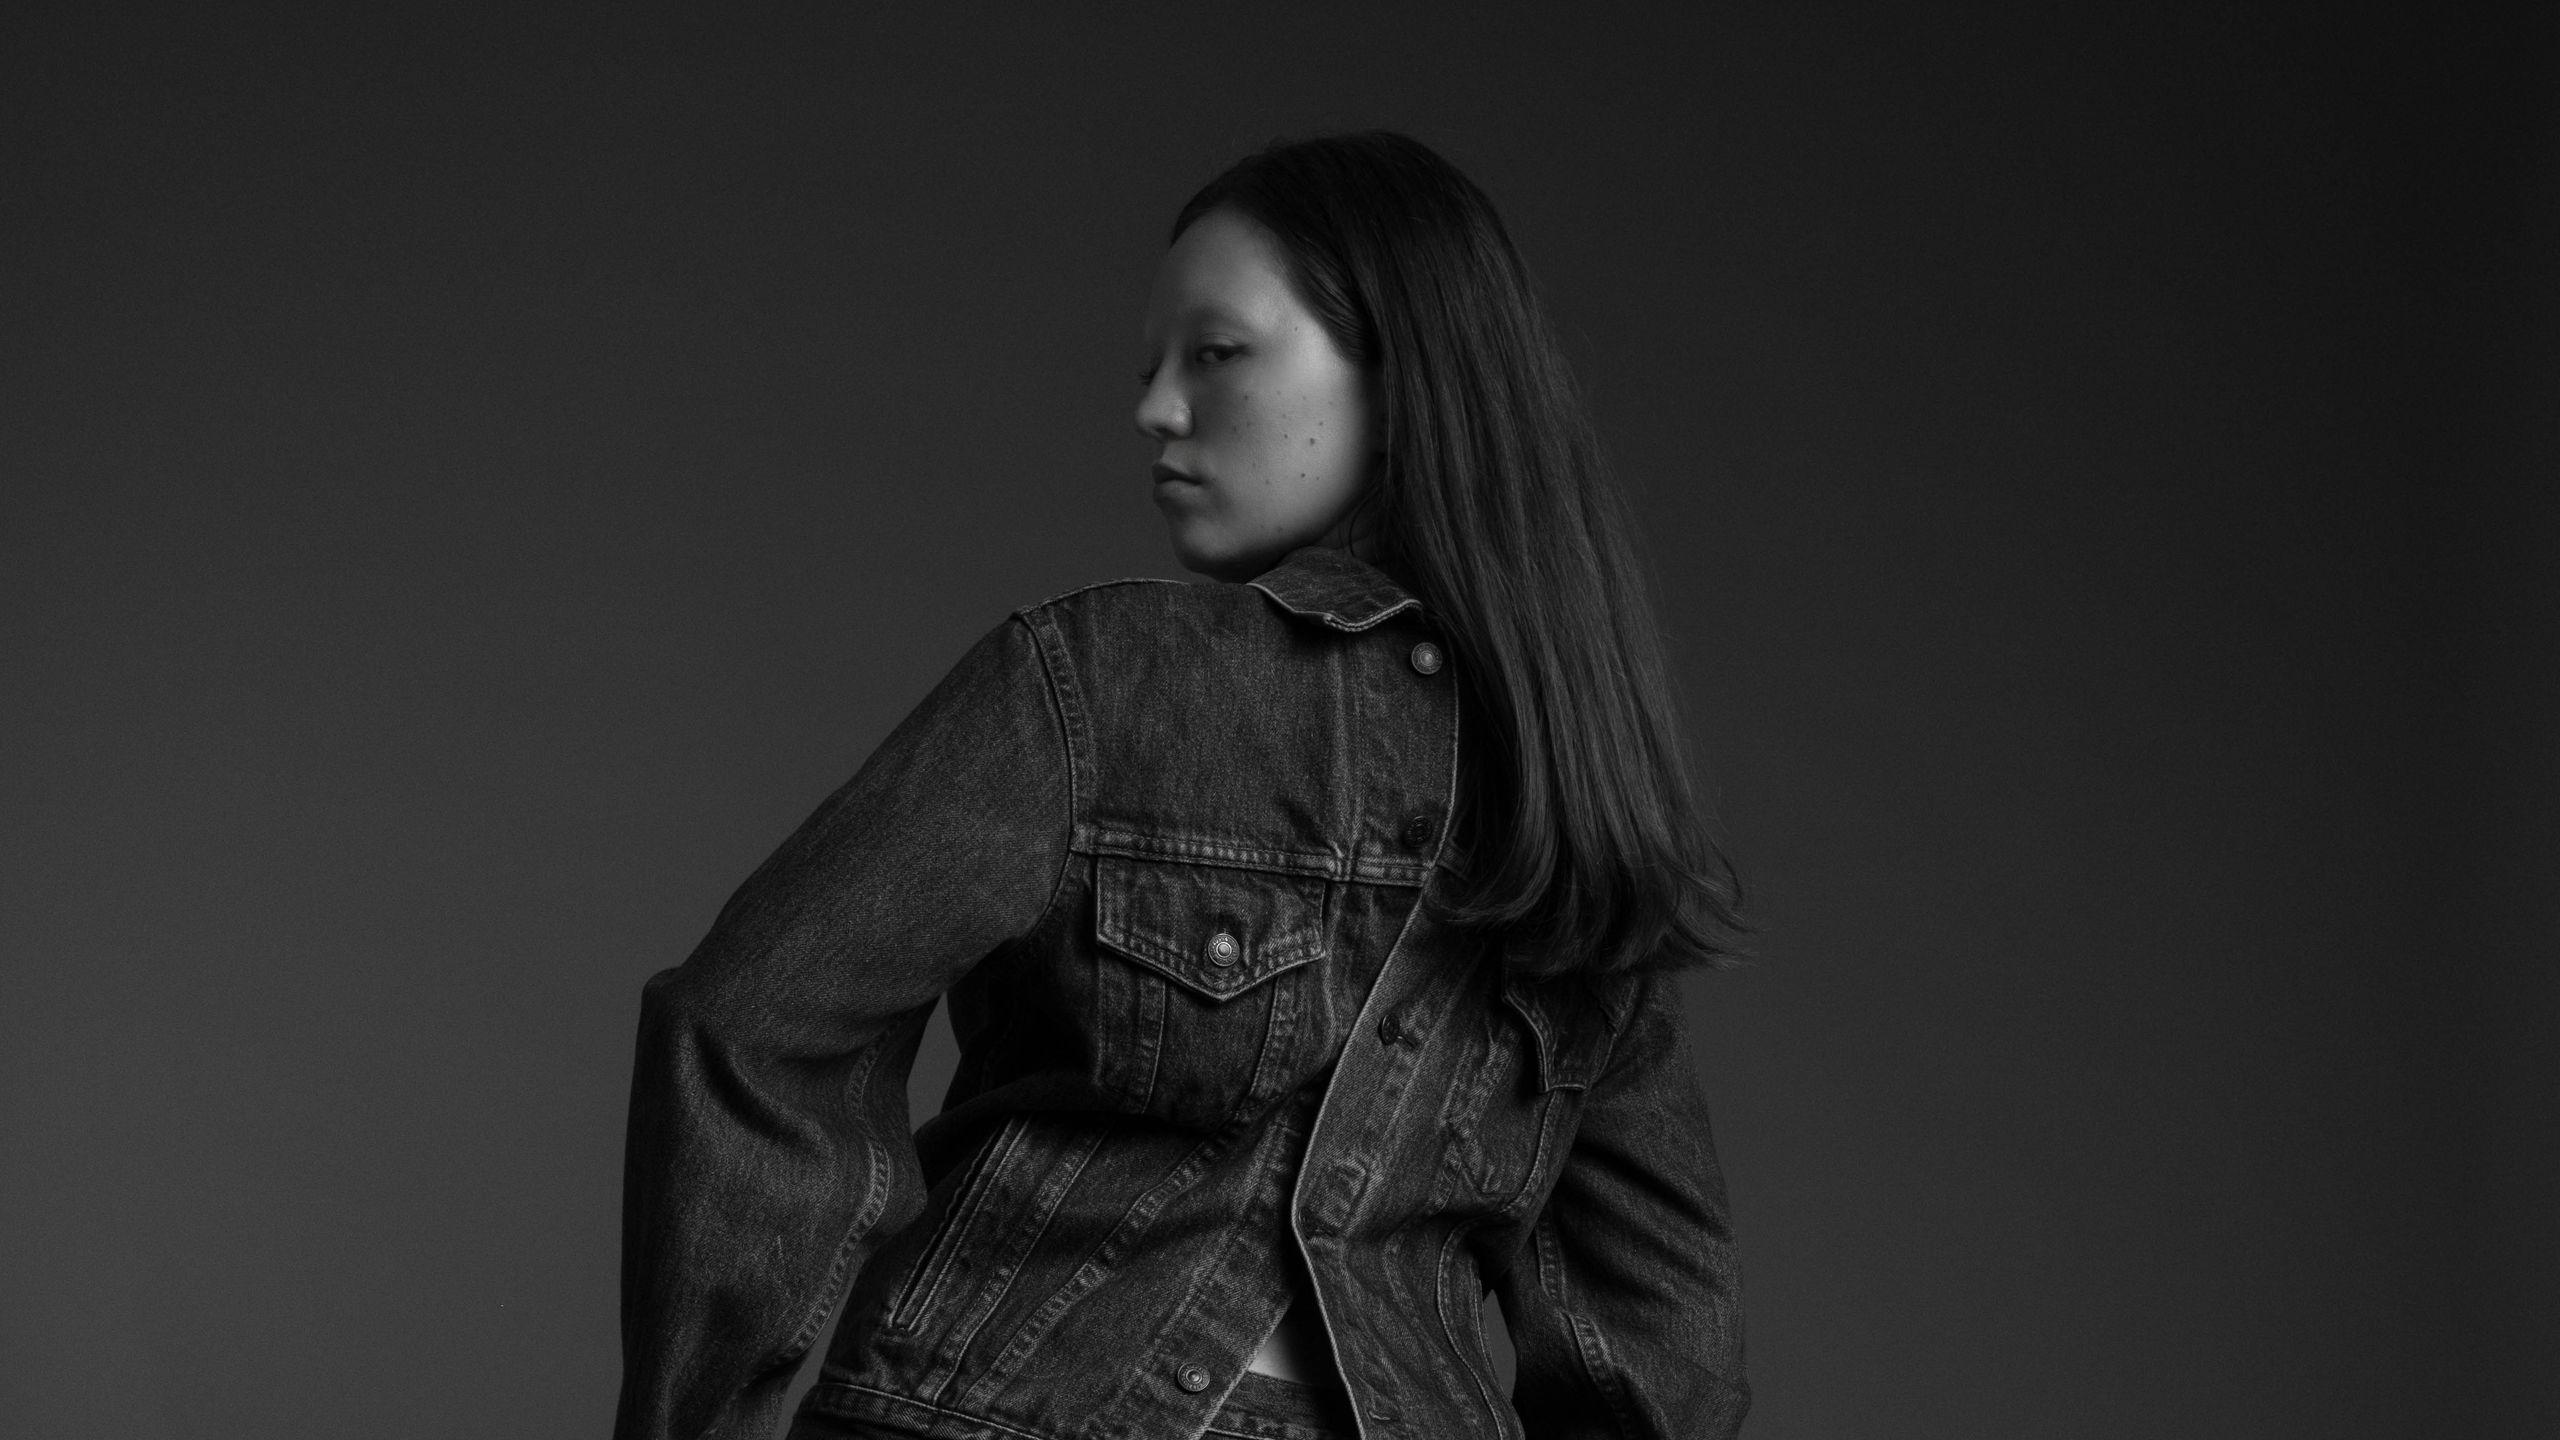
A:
[[617, 546, 1747, 1440]]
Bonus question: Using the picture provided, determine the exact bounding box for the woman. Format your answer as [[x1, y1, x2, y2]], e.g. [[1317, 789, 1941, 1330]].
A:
[[616, 132, 1748, 1440]]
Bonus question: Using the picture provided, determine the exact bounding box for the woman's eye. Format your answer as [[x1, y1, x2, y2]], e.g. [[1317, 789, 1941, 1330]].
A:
[[1195, 343, 1241, 365]]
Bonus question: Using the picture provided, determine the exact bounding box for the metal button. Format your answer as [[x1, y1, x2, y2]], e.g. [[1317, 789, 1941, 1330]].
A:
[[1377, 1012, 1406, 1046], [1400, 814, 1435, 851], [1206, 931, 1240, 967], [1176, 1362, 1212, 1393], [1408, 641, 1444, 675]]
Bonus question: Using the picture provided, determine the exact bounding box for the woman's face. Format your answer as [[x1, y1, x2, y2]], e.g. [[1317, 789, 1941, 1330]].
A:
[[1136, 207, 1377, 582]]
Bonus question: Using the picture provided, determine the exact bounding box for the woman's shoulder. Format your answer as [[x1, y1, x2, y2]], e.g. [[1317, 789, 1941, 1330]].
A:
[[1012, 572, 1293, 642], [1000, 567, 1375, 736], [1018, 573, 1196, 618], [1015, 548, 1423, 640]]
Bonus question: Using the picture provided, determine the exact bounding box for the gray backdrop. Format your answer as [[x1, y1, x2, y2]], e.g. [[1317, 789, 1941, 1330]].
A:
[[6, 5, 2553, 1438]]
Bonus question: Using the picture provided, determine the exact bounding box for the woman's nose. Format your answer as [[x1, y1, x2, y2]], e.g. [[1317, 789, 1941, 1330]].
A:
[[1134, 372, 1190, 440]]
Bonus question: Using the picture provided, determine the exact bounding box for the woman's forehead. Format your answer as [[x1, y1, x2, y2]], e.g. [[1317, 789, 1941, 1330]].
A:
[[1145, 211, 1299, 332]]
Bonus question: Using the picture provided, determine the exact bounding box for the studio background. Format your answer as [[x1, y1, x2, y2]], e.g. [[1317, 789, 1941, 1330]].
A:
[[4, 6, 2552, 1438]]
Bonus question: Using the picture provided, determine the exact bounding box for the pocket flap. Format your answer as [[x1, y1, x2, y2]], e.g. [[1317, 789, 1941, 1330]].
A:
[[1498, 968, 1638, 1092], [1093, 855, 1327, 1001]]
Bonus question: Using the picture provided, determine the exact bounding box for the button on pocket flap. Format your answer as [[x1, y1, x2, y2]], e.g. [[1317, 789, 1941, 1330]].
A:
[[1093, 856, 1328, 1001], [1498, 969, 1636, 1092]]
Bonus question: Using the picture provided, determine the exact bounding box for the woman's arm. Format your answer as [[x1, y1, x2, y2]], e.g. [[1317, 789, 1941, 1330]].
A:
[[1498, 972, 1750, 1440], [613, 615, 1074, 1440]]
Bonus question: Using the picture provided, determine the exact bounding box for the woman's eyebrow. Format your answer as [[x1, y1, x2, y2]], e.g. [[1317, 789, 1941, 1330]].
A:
[[1176, 299, 1260, 330]]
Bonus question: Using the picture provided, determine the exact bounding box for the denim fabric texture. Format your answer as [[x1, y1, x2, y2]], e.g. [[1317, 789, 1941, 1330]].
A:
[[617, 547, 1747, 1440], [1207, 1372, 1363, 1440]]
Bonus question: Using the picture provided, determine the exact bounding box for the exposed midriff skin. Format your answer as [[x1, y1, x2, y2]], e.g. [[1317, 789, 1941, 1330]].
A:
[[1246, 1281, 1339, 1387]]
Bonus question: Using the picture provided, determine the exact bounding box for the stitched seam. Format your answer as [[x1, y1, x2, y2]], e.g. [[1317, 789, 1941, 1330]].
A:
[[1286, 611, 1463, 1440], [1093, 1089, 1302, 1411], [1326, 628, 1356, 893], [1136, 955, 1166, 1113], [1567, 1309, 1641, 1440], [1039, 1129, 1240, 1420], [1248, 578, 1424, 632], [1435, 1225, 1509, 1435], [802, 1380, 1058, 1440], [777, 1041, 891, 1358], [1090, 856, 1332, 988], [1026, 574, 1188, 610], [949, 1128, 1110, 1409], [1080, 829, 1438, 884], [1542, 1219, 1640, 1440], [1505, 1094, 1567, 1207], [890, 1114, 1028, 1333], [1098, 941, 1328, 1004], [1087, 830, 1345, 875], [938, 1126, 1107, 1409], [1442, 1021, 1504, 1191], [1017, 612, 1086, 933]]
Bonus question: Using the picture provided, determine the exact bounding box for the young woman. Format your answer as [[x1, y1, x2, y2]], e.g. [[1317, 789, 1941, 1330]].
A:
[[615, 132, 1749, 1440]]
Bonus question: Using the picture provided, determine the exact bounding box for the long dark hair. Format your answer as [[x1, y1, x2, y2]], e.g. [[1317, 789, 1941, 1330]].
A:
[[1175, 132, 1747, 976]]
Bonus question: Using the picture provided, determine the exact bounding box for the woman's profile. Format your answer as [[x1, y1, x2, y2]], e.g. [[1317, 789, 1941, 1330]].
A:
[[615, 131, 1749, 1440]]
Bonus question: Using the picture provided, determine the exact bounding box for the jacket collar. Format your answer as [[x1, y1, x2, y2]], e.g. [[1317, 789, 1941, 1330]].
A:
[[1247, 546, 1424, 633]]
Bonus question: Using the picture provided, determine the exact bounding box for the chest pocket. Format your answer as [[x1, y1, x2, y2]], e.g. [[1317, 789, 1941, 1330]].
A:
[[1088, 854, 1329, 1128], [1437, 967, 1632, 1211]]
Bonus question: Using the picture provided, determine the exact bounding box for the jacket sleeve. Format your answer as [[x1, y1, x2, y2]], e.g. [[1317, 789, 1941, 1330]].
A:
[[613, 614, 1073, 1440], [1498, 972, 1750, 1439]]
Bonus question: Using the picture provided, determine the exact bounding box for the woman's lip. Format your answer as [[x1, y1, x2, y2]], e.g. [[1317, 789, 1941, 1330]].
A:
[[1151, 463, 1201, 487]]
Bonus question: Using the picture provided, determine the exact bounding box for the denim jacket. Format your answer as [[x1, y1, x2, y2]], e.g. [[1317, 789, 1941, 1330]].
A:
[[616, 546, 1747, 1440]]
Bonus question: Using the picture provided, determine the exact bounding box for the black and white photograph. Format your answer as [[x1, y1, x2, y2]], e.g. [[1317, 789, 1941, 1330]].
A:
[[4, 6, 2552, 1438]]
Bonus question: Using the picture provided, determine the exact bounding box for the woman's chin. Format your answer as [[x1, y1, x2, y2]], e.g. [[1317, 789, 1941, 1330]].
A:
[[1166, 527, 1257, 583], [1176, 552, 1256, 583]]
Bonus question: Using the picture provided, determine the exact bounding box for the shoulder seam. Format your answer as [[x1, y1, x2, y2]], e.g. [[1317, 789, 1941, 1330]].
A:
[[1017, 575, 1190, 615]]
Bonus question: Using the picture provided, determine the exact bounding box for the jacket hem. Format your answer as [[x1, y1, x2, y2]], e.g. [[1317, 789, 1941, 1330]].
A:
[[798, 1380, 1072, 1440]]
